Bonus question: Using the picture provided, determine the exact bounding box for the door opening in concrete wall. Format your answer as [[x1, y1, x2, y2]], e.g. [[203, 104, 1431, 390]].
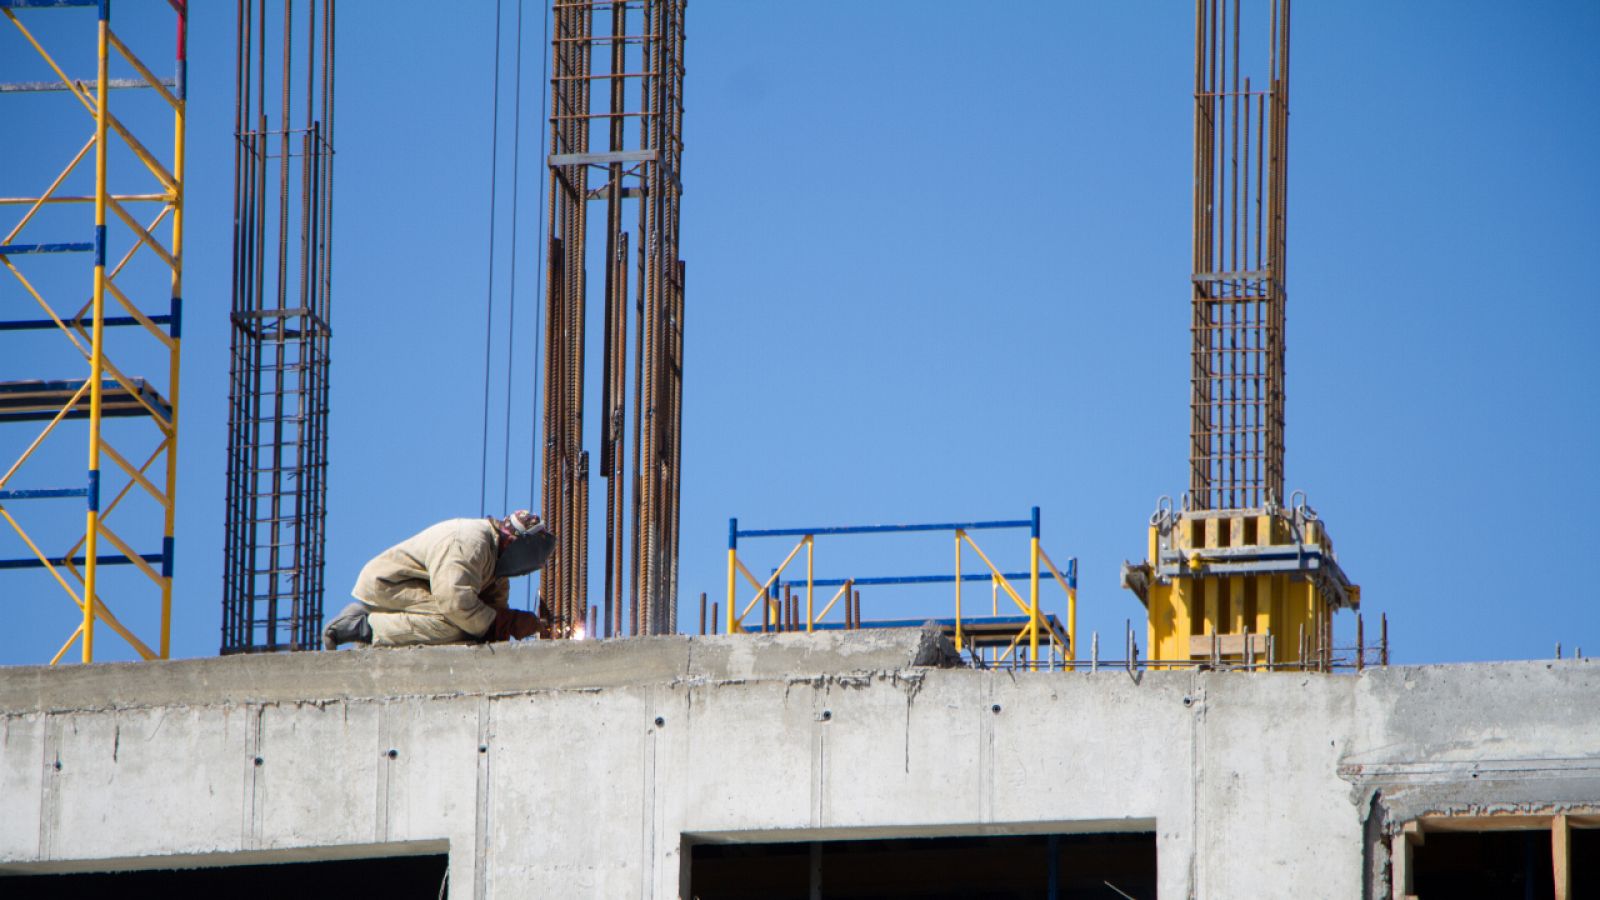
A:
[[0, 853, 449, 899], [688, 832, 1156, 900]]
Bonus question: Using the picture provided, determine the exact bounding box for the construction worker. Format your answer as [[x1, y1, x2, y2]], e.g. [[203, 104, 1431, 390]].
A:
[[322, 510, 557, 649]]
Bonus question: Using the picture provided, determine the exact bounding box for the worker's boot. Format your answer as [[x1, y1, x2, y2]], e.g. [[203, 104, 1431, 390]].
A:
[[322, 602, 374, 650]]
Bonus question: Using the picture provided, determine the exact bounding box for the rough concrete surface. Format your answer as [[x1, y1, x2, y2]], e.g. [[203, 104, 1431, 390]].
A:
[[1, 631, 1596, 898]]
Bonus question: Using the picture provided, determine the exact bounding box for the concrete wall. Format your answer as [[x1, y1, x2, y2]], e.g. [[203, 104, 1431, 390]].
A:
[[1, 629, 1596, 898]]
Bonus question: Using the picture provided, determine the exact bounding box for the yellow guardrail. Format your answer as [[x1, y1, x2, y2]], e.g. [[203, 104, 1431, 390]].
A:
[[724, 508, 1079, 668]]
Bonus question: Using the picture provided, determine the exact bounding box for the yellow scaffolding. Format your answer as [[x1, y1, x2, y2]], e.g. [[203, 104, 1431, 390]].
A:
[[0, 0, 187, 663]]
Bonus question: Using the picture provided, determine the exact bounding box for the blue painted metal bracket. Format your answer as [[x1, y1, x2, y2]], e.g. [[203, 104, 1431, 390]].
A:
[[0, 241, 94, 254], [0, 1, 100, 9], [0, 552, 163, 571], [0, 316, 174, 333], [807, 614, 1066, 633], [0, 488, 89, 500], [774, 571, 1037, 589], [737, 518, 1031, 539]]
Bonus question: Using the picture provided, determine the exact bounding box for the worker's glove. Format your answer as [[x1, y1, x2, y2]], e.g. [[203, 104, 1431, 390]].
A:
[[486, 608, 543, 642], [479, 577, 511, 608]]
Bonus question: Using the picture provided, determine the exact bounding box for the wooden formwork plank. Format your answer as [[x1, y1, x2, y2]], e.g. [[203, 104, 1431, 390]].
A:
[[1554, 813, 1571, 900]]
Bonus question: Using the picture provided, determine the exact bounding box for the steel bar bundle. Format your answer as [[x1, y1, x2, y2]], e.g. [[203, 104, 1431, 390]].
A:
[[221, 0, 336, 653], [0, 0, 188, 664], [541, 0, 685, 638], [1189, 0, 1288, 511]]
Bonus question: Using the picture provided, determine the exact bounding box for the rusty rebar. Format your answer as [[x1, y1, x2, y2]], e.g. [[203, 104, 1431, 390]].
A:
[[541, 0, 685, 637], [1190, 0, 1288, 512], [222, 0, 336, 654], [1356, 613, 1364, 671]]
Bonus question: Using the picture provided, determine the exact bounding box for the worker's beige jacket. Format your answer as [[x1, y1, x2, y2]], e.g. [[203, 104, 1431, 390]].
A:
[[351, 518, 510, 646]]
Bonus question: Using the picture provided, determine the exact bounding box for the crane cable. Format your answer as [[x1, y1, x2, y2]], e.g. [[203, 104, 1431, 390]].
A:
[[500, 0, 526, 515], [477, 0, 504, 517], [478, 0, 550, 609], [525, 1, 551, 608]]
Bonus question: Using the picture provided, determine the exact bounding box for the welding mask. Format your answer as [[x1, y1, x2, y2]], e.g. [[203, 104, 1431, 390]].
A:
[[494, 524, 557, 578]]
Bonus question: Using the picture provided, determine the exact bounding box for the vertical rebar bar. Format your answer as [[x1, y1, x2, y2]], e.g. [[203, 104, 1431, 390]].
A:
[[1356, 613, 1364, 671]]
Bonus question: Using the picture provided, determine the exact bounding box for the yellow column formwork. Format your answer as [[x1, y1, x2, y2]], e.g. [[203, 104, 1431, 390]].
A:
[[1127, 503, 1359, 671]]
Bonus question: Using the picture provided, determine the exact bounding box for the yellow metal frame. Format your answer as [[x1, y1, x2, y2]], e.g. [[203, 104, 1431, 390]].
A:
[[1, 2, 186, 664], [724, 525, 1078, 669]]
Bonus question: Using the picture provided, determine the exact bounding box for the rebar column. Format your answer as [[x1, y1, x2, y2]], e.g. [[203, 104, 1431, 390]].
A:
[[221, 0, 336, 654], [541, 0, 685, 637], [1189, 0, 1287, 512]]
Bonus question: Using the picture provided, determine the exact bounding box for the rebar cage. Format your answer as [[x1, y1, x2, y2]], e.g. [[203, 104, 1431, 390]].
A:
[[1189, 0, 1289, 512], [541, 0, 686, 639], [220, 0, 335, 654], [0, 0, 187, 664]]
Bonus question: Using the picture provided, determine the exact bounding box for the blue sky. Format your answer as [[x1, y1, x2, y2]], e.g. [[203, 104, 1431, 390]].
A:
[[3, 1, 1597, 666]]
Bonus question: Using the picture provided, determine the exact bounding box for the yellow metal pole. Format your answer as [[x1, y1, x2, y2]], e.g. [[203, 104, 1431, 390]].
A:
[[1068, 578, 1078, 662], [816, 582, 848, 621], [1039, 549, 1076, 663], [726, 518, 738, 633], [48, 625, 84, 667], [160, 10, 186, 660], [1029, 507, 1041, 665], [1147, 523, 1159, 663], [738, 537, 806, 622], [804, 535, 813, 633], [960, 533, 1026, 611], [82, 3, 111, 663], [953, 530, 963, 652]]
